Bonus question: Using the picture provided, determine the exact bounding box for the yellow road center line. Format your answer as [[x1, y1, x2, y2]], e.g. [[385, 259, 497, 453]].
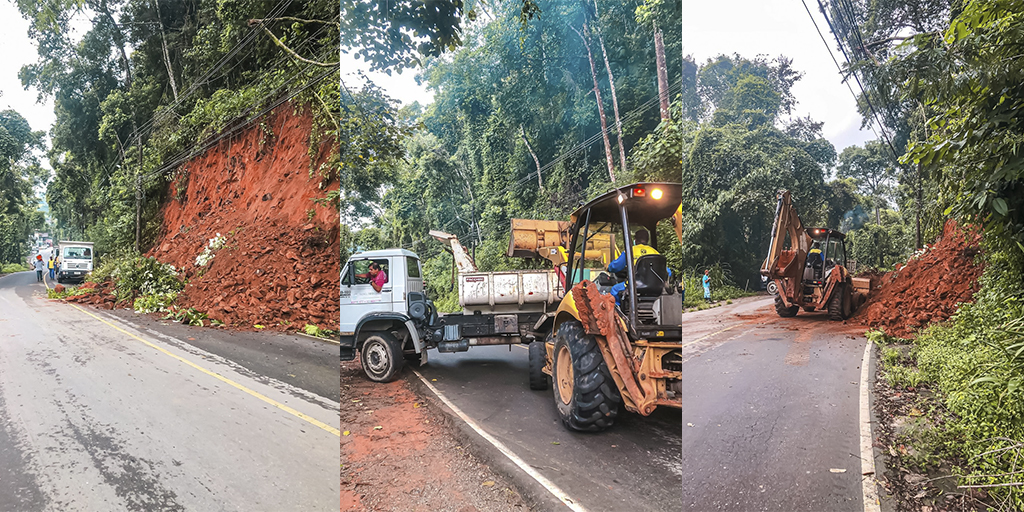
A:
[[64, 301, 340, 437]]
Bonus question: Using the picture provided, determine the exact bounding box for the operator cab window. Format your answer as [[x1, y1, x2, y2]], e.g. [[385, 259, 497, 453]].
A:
[[352, 259, 389, 286], [63, 247, 92, 259]]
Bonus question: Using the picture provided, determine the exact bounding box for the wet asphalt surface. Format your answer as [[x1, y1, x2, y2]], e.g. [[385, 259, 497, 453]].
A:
[[399, 296, 870, 512], [0, 269, 340, 511], [410, 344, 683, 512], [678, 297, 868, 511]]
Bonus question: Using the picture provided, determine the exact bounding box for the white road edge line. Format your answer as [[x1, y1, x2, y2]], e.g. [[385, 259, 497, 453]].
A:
[[860, 339, 881, 512], [411, 369, 587, 512]]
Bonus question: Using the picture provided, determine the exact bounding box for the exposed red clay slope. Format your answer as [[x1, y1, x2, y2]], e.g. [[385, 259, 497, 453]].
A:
[[146, 103, 339, 331], [852, 220, 982, 339]]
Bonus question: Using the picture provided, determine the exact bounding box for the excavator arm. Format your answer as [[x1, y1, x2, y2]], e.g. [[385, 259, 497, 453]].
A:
[[761, 190, 811, 285]]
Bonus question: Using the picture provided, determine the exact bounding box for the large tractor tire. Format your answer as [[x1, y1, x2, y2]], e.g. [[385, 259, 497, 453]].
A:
[[528, 341, 548, 391], [774, 295, 799, 317], [828, 283, 853, 321], [550, 321, 621, 432], [360, 332, 404, 382]]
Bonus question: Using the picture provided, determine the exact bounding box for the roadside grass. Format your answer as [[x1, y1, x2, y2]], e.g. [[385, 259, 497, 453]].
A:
[[2, 263, 30, 274], [303, 323, 340, 340], [47, 285, 96, 299], [872, 239, 1024, 509]]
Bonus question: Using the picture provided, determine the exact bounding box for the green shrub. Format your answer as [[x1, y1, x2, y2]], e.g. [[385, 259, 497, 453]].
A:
[[134, 292, 178, 313], [101, 255, 183, 303], [1, 263, 29, 274], [898, 237, 1024, 506], [164, 306, 207, 326]]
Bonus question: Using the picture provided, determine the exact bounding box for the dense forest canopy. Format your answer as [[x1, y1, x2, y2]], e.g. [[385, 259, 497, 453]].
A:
[[341, 0, 683, 310], [17, 0, 341, 257], [0, 110, 47, 264]]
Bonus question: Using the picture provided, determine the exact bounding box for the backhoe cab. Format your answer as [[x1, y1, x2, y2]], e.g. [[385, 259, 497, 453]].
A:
[[760, 190, 870, 320], [530, 182, 683, 432]]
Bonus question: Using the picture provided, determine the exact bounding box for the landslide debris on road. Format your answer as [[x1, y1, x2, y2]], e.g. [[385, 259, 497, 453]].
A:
[[853, 220, 982, 339], [341, 360, 529, 512], [147, 104, 339, 331]]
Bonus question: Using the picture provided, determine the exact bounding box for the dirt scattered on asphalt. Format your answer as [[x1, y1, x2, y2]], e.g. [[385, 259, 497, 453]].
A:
[[146, 104, 339, 332], [853, 220, 982, 339], [341, 360, 530, 512]]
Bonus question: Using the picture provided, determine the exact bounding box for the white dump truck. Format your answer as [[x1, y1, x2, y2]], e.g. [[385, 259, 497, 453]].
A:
[[342, 182, 686, 432], [340, 242, 562, 382], [56, 241, 95, 284]]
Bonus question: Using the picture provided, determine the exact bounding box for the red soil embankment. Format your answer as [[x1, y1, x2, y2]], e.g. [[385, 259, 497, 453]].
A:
[[853, 220, 982, 339], [147, 104, 339, 331]]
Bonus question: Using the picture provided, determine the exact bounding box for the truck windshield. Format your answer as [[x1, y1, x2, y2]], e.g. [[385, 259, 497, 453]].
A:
[[63, 247, 92, 259]]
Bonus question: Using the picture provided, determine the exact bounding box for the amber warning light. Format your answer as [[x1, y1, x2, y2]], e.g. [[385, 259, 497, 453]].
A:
[[650, 188, 663, 200]]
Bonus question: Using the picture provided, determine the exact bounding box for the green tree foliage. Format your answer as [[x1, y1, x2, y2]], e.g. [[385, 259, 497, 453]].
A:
[[680, 55, 837, 285], [837, 140, 897, 224], [343, 0, 683, 309], [18, 0, 340, 256], [0, 110, 47, 264]]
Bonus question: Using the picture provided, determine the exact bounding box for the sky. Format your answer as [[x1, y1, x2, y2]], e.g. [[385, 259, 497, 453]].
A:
[[683, 0, 876, 156], [339, 51, 435, 108], [0, 2, 57, 138]]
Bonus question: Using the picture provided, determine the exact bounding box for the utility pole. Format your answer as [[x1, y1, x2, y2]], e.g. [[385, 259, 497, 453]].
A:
[[135, 137, 143, 253]]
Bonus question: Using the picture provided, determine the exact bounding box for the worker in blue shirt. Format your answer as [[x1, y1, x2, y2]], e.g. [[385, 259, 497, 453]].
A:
[[607, 229, 667, 306]]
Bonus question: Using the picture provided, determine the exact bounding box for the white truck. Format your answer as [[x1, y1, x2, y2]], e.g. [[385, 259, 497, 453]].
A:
[[340, 241, 564, 382], [56, 241, 94, 284]]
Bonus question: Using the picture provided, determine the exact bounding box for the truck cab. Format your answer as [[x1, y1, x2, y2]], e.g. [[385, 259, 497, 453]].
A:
[[56, 241, 95, 284], [340, 249, 423, 362]]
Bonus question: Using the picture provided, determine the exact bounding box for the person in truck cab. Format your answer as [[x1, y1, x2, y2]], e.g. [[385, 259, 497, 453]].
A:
[[607, 229, 663, 306], [355, 262, 388, 292]]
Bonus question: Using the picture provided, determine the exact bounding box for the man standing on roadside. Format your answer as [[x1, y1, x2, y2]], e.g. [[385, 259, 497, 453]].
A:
[[34, 255, 45, 282], [47, 256, 55, 280]]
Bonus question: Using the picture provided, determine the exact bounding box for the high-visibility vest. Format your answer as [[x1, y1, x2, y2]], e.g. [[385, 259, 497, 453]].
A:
[[632, 244, 659, 263], [48, 260, 54, 269]]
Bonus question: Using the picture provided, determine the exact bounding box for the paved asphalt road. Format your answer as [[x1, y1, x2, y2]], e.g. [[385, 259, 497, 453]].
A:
[[405, 296, 871, 512], [412, 341, 683, 512], [678, 296, 869, 511], [0, 269, 339, 511]]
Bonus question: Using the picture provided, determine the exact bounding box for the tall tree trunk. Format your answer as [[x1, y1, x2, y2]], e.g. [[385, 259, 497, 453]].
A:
[[593, 0, 627, 176], [520, 125, 543, 190], [916, 162, 923, 249], [153, 0, 179, 101], [653, 20, 670, 122], [573, 24, 616, 183]]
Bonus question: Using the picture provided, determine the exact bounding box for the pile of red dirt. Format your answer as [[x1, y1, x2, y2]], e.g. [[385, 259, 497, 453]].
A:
[[852, 220, 983, 338], [65, 280, 119, 309], [146, 103, 339, 331]]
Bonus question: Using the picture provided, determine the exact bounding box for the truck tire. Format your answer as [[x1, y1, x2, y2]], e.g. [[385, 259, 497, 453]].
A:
[[774, 295, 799, 317], [828, 283, 849, 321], [766, 280, 778, 295], [528, 341, 548, 391], [360, 332, 404, 382], [551, 321, 621, 432]]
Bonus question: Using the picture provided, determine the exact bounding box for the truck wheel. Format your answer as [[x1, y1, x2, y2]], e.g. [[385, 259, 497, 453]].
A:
[[528, 341, 548, 391], [774, 295, 799, 317], [766, 280, 778, 295], [551, 321, 621, 432], [360, 333, 404, 382], [828, 284, 848, 321]]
